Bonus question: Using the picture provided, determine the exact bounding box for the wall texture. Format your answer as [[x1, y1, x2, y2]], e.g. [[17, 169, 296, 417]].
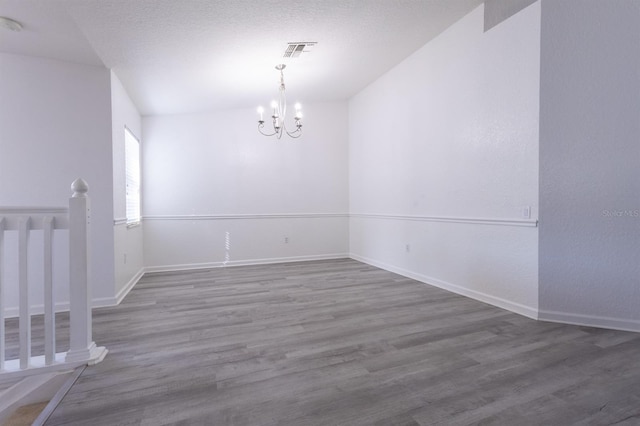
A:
[[142, 102, 349, 270], [111, 71, 145, 300], [0, 53, 115, 305], [349, 3, 541, 316], [539, 0, 640, 331]]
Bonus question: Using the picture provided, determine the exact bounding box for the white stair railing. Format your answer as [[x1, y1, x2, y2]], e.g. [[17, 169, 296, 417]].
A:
[[0, 179, 107, 380]]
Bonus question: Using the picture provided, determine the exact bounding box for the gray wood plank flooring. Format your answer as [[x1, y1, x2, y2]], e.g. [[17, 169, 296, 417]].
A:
[[40, 259, 640, 425]]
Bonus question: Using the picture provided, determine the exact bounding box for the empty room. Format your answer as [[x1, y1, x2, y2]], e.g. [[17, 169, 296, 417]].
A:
[[1, 0, 640, 424]]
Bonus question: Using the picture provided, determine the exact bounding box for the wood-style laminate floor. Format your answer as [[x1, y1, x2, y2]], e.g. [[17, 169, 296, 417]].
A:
[[44, 259, 640, 425]]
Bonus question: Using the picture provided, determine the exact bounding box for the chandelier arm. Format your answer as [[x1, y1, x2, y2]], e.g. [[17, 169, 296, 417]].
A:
[[258, 122, 278, 137], [285, 130, 302, 139], [284, 122, 302, 138]]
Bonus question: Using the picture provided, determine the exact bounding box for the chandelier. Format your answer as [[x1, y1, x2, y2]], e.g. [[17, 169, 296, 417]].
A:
[[257, 64, 303, 139]]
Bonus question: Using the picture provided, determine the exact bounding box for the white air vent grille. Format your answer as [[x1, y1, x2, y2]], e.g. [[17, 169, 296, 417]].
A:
[[284, 42, 316, 58]]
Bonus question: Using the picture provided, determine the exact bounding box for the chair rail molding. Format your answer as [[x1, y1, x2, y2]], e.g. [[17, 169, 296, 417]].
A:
[[143, 213, 349, 221], [350, 213, 538, 227]]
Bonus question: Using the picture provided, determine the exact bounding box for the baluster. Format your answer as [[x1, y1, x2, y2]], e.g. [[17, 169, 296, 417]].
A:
[[43, 216, 55, 365], [0, 217, 5, 371], [18, 216, 31, 370]]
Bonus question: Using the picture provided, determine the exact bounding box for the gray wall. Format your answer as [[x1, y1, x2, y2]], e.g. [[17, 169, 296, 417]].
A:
[[539, 0, 640, 329], [484, 0, 537, 31]]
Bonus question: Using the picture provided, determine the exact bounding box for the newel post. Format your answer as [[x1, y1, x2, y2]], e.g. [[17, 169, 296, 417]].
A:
[[65, 178, 107, 365]]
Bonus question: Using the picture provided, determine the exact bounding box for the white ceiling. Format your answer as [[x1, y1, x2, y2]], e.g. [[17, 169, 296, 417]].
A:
[[0, 0, 483, 116]]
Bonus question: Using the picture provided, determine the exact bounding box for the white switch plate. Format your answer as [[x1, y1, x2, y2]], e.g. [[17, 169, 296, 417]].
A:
[[522, 206, 531, 219]]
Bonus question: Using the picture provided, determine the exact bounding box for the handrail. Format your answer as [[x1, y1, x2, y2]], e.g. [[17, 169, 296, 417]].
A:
[[0, 208, 69, 230]]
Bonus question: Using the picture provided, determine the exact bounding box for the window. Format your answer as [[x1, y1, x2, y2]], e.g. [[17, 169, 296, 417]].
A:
[[125, 127, 141, 225]]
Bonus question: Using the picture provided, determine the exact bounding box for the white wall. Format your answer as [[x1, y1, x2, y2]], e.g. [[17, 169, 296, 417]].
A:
[[142, 102, 349, 270], [0, 53, 115, 306], [539, 0, 640, 331], [111, 71, 144, 299], [349, 3, 540, 316]]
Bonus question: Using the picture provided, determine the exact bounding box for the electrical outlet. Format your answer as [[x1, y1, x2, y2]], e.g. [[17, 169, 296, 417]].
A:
[[405, 244, 411, 253], [284, 237, 289, 244], [522, 206, 531, 219]]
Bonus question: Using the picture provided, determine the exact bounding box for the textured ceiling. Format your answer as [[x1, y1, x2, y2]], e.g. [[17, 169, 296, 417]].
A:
[[0, 0, 483, 115], [0, 0, 102, 66]]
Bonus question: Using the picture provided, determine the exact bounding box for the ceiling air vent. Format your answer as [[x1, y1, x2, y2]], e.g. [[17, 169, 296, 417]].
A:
[[283, 42, 316, 58]]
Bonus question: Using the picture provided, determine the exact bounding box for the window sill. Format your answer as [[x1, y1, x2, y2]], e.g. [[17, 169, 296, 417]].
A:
[[126, 221, 141, 229]]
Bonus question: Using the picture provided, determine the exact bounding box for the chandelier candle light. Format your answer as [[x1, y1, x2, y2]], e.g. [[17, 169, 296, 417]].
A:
[[257, 64, 303, 139]]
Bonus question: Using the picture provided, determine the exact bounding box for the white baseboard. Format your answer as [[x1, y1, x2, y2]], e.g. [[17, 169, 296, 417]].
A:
[[350, 253, 640, 333], [349, 253, 539, 320], [92, 267, 145, 308], [3, 256, 349, 317], [116, 267, 145, 304], [538, 309, 640, 333], [3, 268, 145, 317], [145, 253, 350, 274], [6, 255, 638, 334]]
